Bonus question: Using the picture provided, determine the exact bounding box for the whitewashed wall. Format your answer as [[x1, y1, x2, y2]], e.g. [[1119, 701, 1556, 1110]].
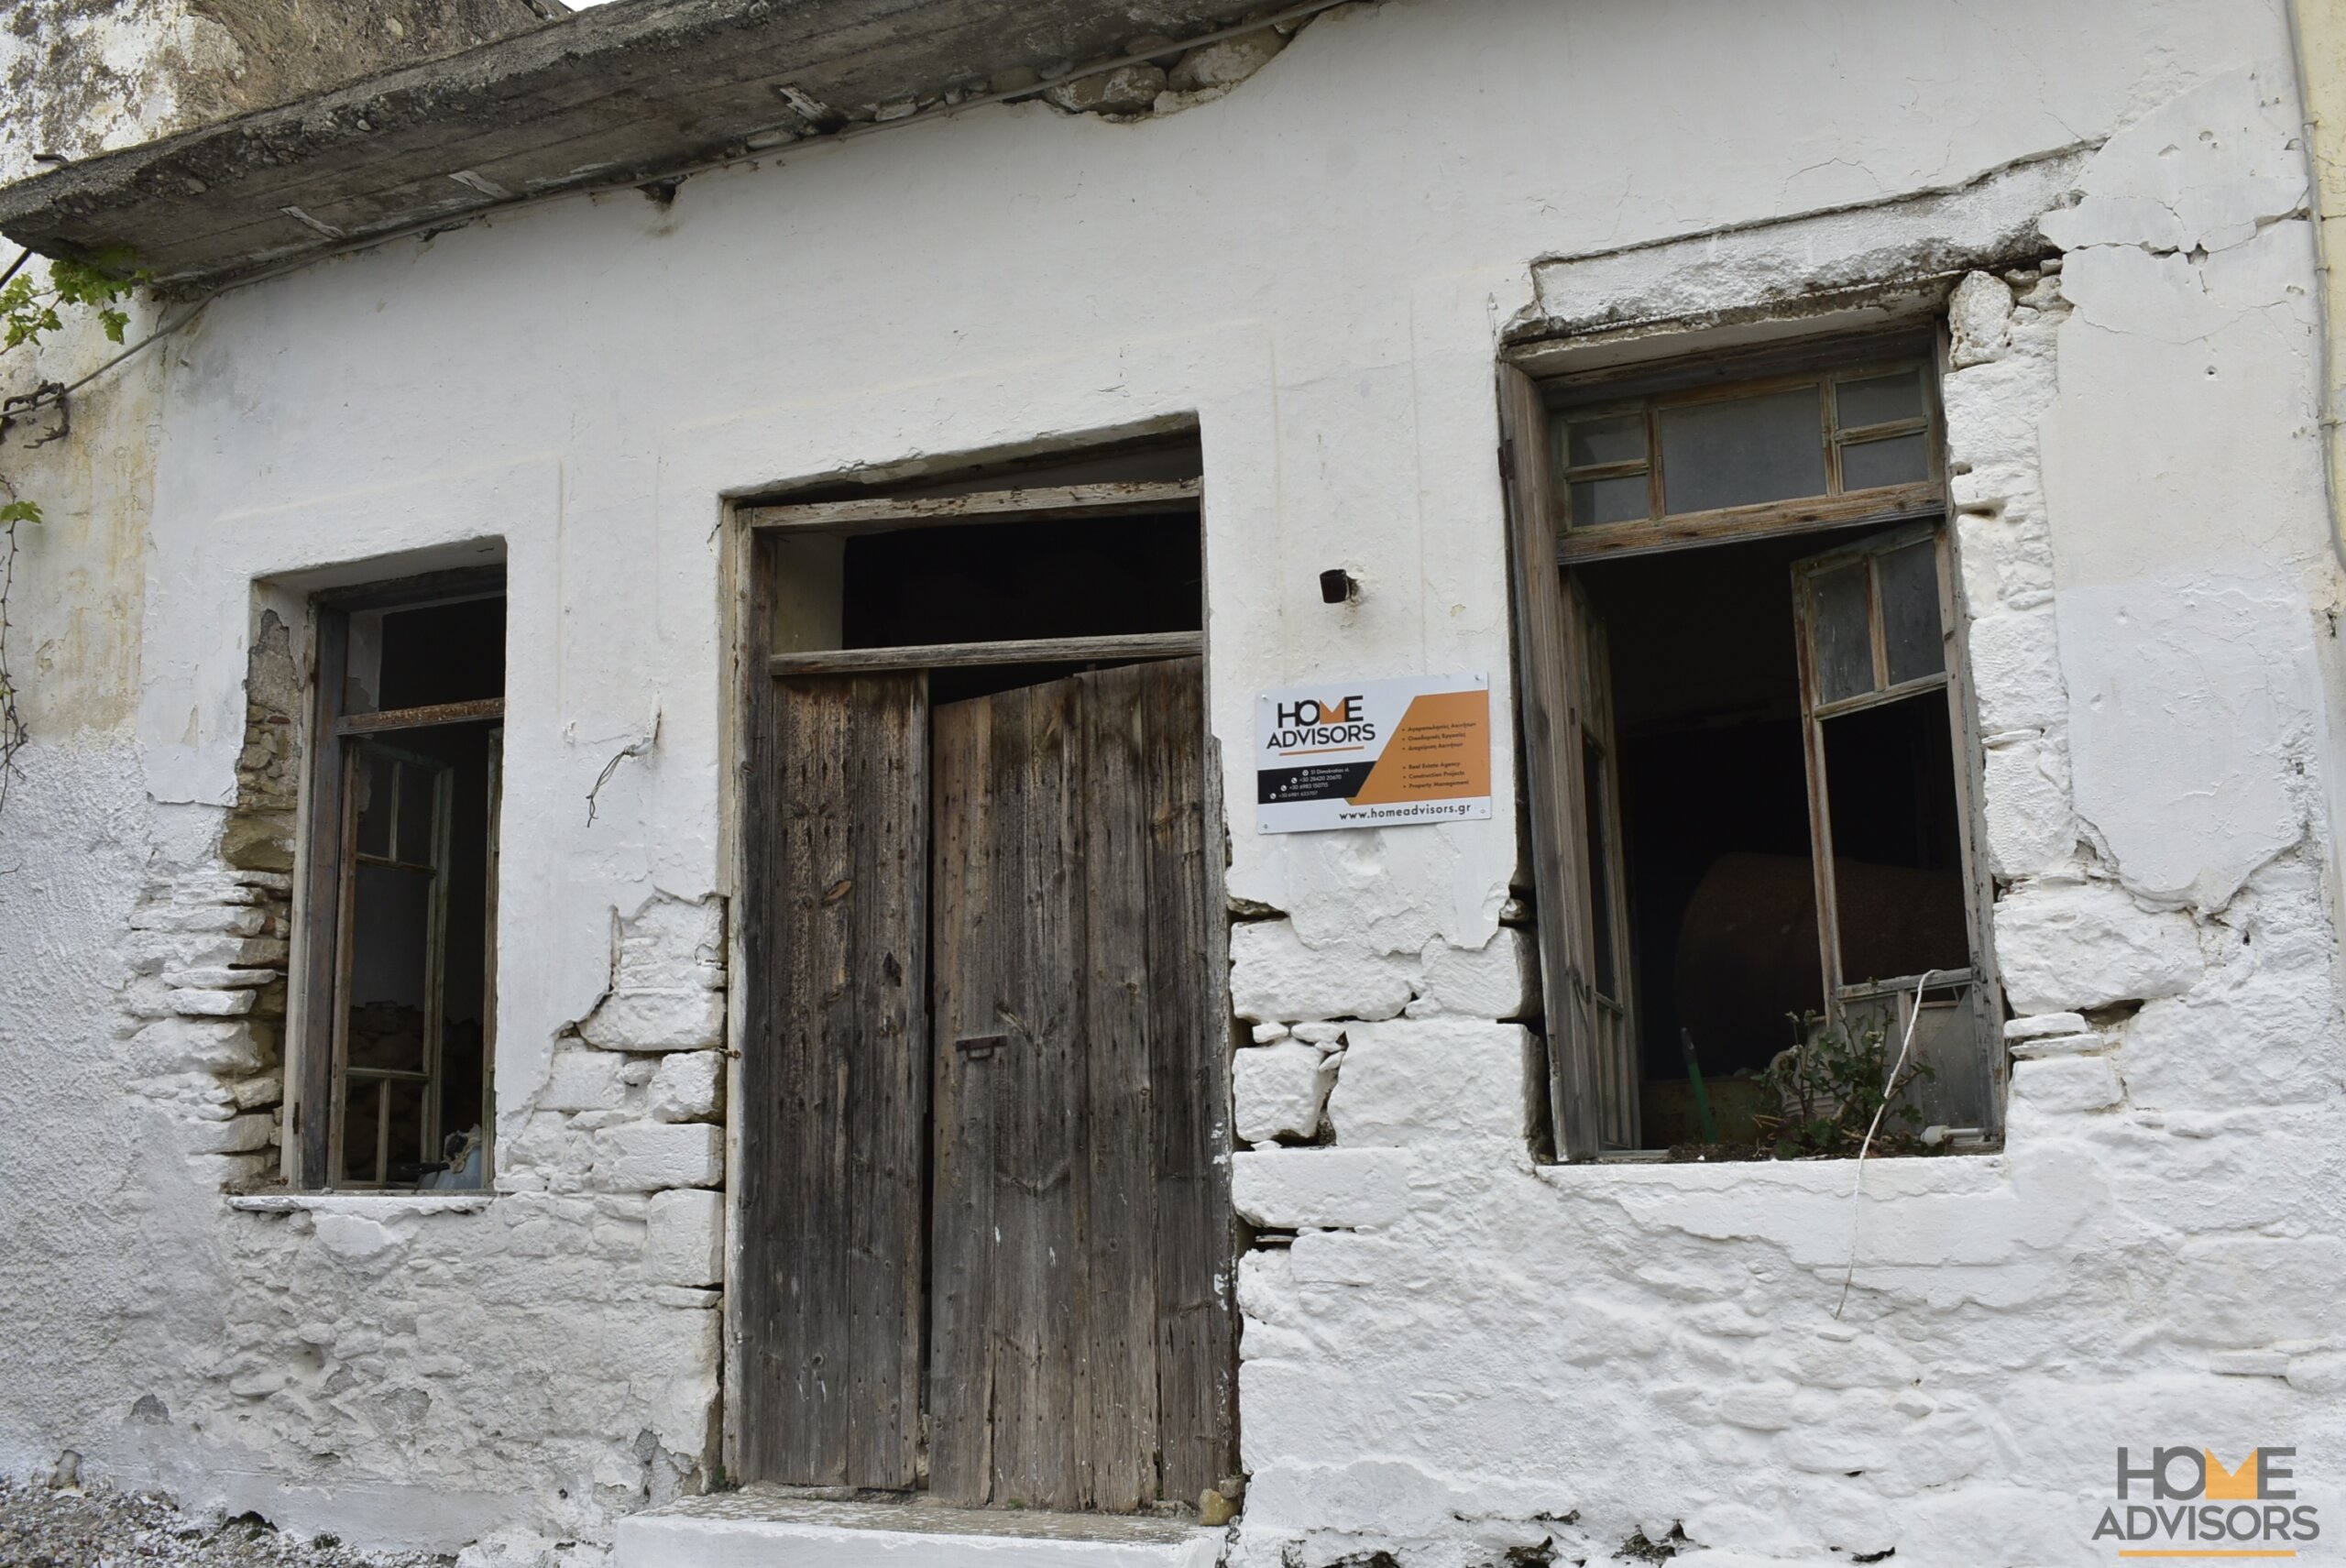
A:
[[2, 0, 2342, 1563]]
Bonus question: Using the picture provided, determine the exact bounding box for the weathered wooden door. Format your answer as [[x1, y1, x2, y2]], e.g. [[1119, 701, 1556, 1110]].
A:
[[740, 656, 1232, 1510], [927, 658, 1233, 1512], [737, 673, 930, 1489]]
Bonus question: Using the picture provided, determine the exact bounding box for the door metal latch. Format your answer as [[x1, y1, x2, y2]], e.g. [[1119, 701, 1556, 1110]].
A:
[[954, 1034, 1008, 1060]]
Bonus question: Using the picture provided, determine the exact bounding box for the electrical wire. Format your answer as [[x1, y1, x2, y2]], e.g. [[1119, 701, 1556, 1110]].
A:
[[1833, 968, 1939, 1321], [2282, 0, 2346, 575]]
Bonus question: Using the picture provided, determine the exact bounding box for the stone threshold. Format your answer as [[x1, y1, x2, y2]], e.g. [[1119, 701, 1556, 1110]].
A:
[[614, 1486, 1225, 1568]]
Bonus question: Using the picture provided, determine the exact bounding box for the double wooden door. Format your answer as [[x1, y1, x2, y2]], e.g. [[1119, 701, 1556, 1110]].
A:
[[738, 657, 1233, 1513]]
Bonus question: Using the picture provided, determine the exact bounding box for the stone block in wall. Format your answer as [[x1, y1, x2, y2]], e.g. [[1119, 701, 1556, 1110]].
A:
[[2120, 970, 2342, 1111], [644, 1189, 723, 1288], [127, 1018, 266, 1077], [1323, 1019, 1526, 1146], [170, 987, 257, 1018], [1964, 609, 2065, 735], [2167, 1235, 2346, 1347], [578, 988, 724, 1052], [615, 895, 727, 991], [1232, 1147, 1409, 1230], [2009, 1031, 2109, 1060], [1995, 881, 2202, 1014], [542, 1048, 628, 1112], [179, 1111, 274, 1155], [160, 965, 279, 991], [1408, 928, 1535, 1019], [648, 1050, 723, 1123], [230, 1071, 283, 1110], [2005, 1012, 2090, 1040], [1045, 63, 1166, 114], [652, 1358, 721, 1462], [2009, 1054, 2123, 1113], [311, 1212, 409, 1271], [1233, 1041, 1337, 1145], [1168, 27, 1284, 92], [128, 904, 270, 937], [1230, 919, 1415, 1024], [221, 811, 296, 872], [1947, 271, 2013, 367], [597, 1123, 723, 1191], [1980, 733, 2074, 879]]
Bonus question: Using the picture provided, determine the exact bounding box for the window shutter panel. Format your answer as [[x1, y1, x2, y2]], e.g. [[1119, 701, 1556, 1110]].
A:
[[1498, 364, 1606, 1161]]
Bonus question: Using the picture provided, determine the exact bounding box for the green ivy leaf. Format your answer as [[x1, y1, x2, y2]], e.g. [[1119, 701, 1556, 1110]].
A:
[[0, 500, 43, 524]]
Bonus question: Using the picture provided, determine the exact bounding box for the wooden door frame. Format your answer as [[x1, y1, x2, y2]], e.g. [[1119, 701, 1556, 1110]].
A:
[[719, 495, 1239, 1487]]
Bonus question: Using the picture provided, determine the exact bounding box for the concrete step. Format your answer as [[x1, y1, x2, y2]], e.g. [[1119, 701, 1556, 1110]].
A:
[[614, 1487, 1225, 1568]]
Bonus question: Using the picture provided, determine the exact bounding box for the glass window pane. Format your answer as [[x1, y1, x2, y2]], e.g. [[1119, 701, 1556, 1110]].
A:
[[1565, 412, 1646, 469], [383, 1077, 429, 1182], [1809, 560, 1875, 706], [348, 861, 432, 1073], [1836, 369, 1924, 430], [355, 751, 394, 860], [1880, 540, 1946, 687], [1569, 475, 1650, 527], [341, 1079, 384, 1185], [1842, 432, 1930, 491], [1822, 688, 1969, 981], [1659, 387, 1828, 515], [396, 762, 441, 864]]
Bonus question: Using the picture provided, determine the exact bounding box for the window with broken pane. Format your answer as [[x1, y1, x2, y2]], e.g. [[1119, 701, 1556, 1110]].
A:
[[1507, 342, 1994, 1160], [1549, 358, 1938, 534]]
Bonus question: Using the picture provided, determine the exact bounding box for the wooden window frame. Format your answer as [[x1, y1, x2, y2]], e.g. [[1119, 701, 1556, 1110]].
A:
[[1499, 337, 1999, 1162], [1790, 523, 2001, 1135], [1546, 330, 1946, 566], [292, 566, 506, 1190]]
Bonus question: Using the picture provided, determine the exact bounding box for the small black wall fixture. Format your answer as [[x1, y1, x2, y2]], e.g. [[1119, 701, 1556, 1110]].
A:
[[1319, 568, 1357, 605]]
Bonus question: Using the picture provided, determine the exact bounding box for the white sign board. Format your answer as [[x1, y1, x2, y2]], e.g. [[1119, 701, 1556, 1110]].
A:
[[1255, 673, 1492, 834]]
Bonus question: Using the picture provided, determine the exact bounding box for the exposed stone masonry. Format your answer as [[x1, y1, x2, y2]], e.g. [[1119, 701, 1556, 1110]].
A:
[[117, 610, 303, 1192]]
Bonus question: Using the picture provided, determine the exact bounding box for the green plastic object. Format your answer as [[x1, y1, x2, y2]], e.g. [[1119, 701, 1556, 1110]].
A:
[[1679, 1028, 1719, 1145]]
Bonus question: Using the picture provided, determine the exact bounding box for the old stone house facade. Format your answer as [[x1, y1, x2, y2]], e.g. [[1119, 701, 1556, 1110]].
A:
[[2, 1, 2344, 1564]]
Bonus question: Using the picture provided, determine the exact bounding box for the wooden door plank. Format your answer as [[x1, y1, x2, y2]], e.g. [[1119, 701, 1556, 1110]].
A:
[[1075, 662, 1162, 1513], [845, 674, 930, 1487], [738, 673, 926, 1488], [1135, 658, 1234, 1503], [926, 692, 997, 1506], [988, 677, 1086, 1512]]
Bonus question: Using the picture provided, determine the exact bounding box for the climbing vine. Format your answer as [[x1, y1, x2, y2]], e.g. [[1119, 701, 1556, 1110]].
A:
[[0, 248, 142, 809]]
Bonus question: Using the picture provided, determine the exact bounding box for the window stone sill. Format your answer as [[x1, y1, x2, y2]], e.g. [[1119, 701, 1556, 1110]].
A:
[[1535, 1147, 2007, 1195], [227, 1191, 494, 1216]]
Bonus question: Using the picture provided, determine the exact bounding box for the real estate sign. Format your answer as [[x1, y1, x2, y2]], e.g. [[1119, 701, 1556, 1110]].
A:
[[1255, 673, 1491, 833]]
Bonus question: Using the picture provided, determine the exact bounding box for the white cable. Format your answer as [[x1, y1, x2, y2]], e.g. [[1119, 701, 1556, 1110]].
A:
[[1833, 968, 1938, 1321]]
